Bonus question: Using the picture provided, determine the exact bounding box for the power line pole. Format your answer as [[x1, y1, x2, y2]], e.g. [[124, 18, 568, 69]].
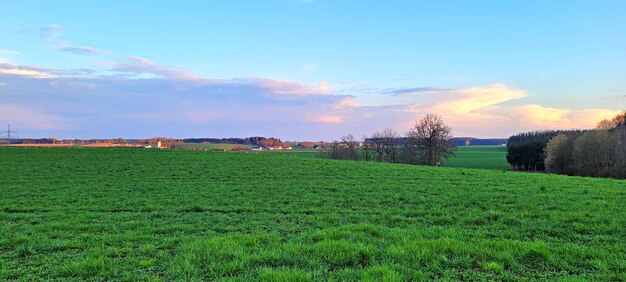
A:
[[1, 124, 17, 144]]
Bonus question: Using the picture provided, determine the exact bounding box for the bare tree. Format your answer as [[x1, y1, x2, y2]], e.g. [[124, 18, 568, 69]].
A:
[[371, 131, 386, 162], [329, 140, 341, 160], [597, 111, 626, 129], [381, 127, 399, 163], [362, 135, 372, 161], [341, 134, 359, 161], [407, 114, 455, 166]]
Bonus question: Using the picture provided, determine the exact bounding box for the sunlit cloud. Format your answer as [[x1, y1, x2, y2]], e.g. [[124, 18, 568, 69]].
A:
[[1, 56, 621, 139], [334, 97, 358, 108], [308, 115, 344, 123], [0, 63, 58, 78], [0, 62, 94, 78]]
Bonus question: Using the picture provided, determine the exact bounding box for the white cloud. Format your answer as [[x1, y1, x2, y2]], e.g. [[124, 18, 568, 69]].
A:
[[1, 56, 621, 139], [0, 49, 20, 55]]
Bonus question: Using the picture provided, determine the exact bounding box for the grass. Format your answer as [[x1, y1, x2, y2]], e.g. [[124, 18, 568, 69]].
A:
[[442, 145, 510, 170], [254, 149, 328, 158], [0, 147, 624, 281], [178, 143, 253, 151]]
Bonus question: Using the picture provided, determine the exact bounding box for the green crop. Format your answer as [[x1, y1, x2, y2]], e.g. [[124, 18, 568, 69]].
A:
[[0, 147, 624, 281]]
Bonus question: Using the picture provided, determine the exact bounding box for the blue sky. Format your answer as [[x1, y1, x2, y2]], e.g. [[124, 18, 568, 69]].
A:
[[1, 0, 625, 140]]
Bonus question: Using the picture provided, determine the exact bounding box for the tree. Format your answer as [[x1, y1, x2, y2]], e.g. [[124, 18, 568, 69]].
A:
[[371, 131, 386, 162], [612, 124, 626, 178], [362, 135, 372, 161], [573, 130, 614, 177], [381, 128, 399, 163], [545, 133, 573, 174], [341, 134, 359, 161], [596, 111, 626, 129], [407, 114, 454, 166]]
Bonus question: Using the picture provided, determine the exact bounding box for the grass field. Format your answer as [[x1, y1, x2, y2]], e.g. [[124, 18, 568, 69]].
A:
[[255, 149, 327, 158], [1, 148, 624, 281], [442, 146, 510, 170], [178, 143, 253, 151]]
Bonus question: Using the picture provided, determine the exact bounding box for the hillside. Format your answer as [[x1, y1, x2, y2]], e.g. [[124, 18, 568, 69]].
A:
[[0, 148, 624, 281]]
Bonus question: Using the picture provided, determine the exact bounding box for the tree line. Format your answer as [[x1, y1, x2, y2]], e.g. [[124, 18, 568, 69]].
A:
[[330, 114, 455, 166], [545, 112, 626, 178], [507, 112, 625, 179]]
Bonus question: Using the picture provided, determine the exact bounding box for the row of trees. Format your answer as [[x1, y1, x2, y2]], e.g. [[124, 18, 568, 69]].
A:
[[545, 112, 626, 178], [330, 114, 455, 166], [506, 130, 571, 171]]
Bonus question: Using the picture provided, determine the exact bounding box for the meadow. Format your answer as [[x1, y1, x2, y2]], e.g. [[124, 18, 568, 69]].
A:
[[177, 143, 253, 151], [0, 147, 624, 281], [441, 146, 510, 170]]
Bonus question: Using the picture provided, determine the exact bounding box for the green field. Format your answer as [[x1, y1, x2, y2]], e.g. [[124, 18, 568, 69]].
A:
[[255, 149, 327, 158], [178, 143, 253, 151], [442, 146, 510, 170], [1, 148, 624, 281]]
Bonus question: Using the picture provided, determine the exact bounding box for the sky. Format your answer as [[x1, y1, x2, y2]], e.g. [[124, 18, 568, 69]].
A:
[[1, 0, 625, 140]]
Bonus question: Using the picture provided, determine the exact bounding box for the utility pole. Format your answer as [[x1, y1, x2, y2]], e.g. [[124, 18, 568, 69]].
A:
[[1, 124, 16, 144]]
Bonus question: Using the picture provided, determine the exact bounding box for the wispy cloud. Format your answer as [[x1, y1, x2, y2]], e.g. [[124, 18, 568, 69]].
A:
[[20, 24, 62, 40], [0, 62, 94, 78], [384, 87, 451, 96], [22, 24, 112, 56], [59, 45, 111, 55], [0, 49, 20, 55], [111, 56, 200, 80]]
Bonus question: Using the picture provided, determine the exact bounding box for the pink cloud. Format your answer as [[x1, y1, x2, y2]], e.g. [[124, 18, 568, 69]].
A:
[[308, 115, 344, 123]]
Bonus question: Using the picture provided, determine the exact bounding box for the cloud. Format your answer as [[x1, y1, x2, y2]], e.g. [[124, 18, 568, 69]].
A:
[[0, 49, 20, 55], [21, 24, 62, 40], [39, 24, 62, 39], [308, 115, 344, 123], [59, 45, 111, 55], [430, 83, 528, 113], [0, 63, 58, 78], [334, 97, 358, 108], [508, 105, 620, 129], [0, 62, 94, 78], [111, 56, 200, 80], [395, 84, 619, 137], [1, 56, 621, 139], [22, 24, 112, 56], [384, 87, 450, 96], [251, 79, 331, 95], [0, 104, 65, 130]]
